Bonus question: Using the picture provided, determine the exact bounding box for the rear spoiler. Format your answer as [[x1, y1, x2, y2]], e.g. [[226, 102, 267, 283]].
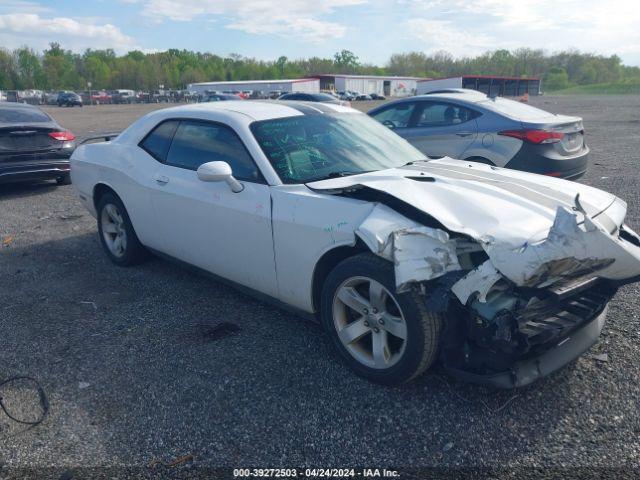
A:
[[79, 132, 121, 145]]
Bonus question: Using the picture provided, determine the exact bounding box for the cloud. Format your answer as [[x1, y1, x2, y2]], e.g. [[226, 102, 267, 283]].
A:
[[403, 0, 640, 63], [406, 19, 495, 56], [0, 13, 139, 52], [0, 0, 50, 14], [129, 0, 365, 41]]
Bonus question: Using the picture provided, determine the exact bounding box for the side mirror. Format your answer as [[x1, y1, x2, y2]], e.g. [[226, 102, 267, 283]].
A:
[[197, 161, 244, 193]]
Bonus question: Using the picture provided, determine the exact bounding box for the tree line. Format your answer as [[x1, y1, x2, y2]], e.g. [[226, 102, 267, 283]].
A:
[[1, 43, 638, 92]]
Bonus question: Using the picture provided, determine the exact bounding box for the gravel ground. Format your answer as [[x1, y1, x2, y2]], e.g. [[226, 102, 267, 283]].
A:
[[1, 96, 640, 477]]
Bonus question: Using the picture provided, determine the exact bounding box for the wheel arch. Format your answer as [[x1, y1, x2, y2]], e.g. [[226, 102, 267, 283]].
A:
[[311, 240, 369, 317], [93, 182, 121, 211]]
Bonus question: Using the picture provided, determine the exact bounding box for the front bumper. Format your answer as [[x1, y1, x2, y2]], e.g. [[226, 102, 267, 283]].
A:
[[505, 143, 589, 180], [446, 305, 607, 388], [441, 277, 616, 389]]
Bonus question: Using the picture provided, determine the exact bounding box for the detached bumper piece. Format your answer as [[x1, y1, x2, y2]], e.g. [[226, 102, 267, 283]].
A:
[[442, 281, 616, 388]]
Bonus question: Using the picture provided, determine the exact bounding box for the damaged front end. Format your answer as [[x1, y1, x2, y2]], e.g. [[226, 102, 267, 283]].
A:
[[352, 199, 640, 388]]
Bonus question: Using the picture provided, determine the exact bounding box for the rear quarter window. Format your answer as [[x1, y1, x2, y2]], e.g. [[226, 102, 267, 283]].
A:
[[139, 120, 179, 161]]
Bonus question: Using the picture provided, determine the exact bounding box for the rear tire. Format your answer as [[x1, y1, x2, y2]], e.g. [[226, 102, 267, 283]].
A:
[[321, 252, 443, 385], [96, 192, 147, 266], [56, 173, 71, 185]]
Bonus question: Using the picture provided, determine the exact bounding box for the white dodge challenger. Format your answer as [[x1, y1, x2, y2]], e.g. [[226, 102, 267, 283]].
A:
[[71, 101, 640, 388]]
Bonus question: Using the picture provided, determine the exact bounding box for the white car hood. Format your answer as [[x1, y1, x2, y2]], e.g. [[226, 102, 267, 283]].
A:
[[307, 158, 616, 246], [307, 158, 640, 298]]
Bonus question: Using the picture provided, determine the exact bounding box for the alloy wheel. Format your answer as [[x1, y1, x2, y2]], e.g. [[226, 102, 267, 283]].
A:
[[332, 276, 408, 369]]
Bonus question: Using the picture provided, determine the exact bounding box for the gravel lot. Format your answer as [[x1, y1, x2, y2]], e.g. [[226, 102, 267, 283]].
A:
[[1, 96, 639, 477]]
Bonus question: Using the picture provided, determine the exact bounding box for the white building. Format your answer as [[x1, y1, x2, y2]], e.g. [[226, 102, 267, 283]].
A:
[[316, 74, 425, 97], [187, 78, 320, 95]]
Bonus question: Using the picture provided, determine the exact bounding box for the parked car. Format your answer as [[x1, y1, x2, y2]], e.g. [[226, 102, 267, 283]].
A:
[[269, 90, 283, 99], [337, 91, 355, 101], [91, 90, 112, 105], [111, 90, 137, 104], [150, 90, 169, 103], [221, 90, 248, 99], [369, 93, 386, 100], [44, 91, 60, 105], [0, 102, 76, 185], [57, 91, 83, 107], [201, 93, 242, 102], [368, 91, 590, 179], [354, 93, 372, 101], [71, 101, 640, 388]]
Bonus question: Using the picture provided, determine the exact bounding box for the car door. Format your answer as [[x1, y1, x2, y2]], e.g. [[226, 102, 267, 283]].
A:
[[146, 119, 277, 297], [401, 101, 479, 158]]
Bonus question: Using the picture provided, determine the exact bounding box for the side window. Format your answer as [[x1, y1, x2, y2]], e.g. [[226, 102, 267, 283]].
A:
[[416, 102, 478, 127], [140, 120, 179, 161], [165, 121, 263, 182], [370, 103, 416, 129]]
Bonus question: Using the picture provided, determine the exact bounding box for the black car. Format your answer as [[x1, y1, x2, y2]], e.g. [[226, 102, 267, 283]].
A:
[[201, 93, 241, 102], [278, 92, 342, 104], [0, 103, 76, 185], [57, 91, 83, 107], [369, 93, 386, 100]]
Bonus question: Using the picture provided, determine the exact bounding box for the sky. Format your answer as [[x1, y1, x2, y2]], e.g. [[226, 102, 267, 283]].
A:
[[0, 0, 639, 66]]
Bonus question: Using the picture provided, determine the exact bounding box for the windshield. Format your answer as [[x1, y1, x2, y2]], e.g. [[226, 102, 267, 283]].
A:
[[251, 113, 425, 183]]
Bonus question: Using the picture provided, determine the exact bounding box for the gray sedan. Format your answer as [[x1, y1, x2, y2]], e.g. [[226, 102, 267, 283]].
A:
[[368, 90, 589, 179]]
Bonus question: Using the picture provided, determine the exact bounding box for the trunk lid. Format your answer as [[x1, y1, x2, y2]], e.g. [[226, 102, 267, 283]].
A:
[[0, 125, 59, 154], [521, 115, 585, 155]]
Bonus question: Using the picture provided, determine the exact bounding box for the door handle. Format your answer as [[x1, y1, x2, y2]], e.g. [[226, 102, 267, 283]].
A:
[[154, 174, 169, 185], [455, 132, 474, 137]]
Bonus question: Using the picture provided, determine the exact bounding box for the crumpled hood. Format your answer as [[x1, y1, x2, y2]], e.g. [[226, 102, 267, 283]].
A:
[[307, 158, 618, 247], [308, 158, 640, 295]]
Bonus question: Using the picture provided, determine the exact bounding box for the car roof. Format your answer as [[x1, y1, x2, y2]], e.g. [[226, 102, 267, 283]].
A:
[[413, 92, 488, 103], [148, 100, 352, 121]]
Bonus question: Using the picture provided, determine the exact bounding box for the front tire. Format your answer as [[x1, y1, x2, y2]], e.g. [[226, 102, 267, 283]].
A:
[[321, 253, 443, 385], [96, 192, 147, 266]]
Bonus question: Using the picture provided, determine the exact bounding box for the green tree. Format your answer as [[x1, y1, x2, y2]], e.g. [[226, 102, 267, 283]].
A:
[[545, 66, 570, 90], [333, 50, 360, 72]]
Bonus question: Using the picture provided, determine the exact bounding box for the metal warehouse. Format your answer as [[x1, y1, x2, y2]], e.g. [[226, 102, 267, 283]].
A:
[[187, 78, 320, 95], [316, 74, 425, 97], [417, 75, 541, 97]]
